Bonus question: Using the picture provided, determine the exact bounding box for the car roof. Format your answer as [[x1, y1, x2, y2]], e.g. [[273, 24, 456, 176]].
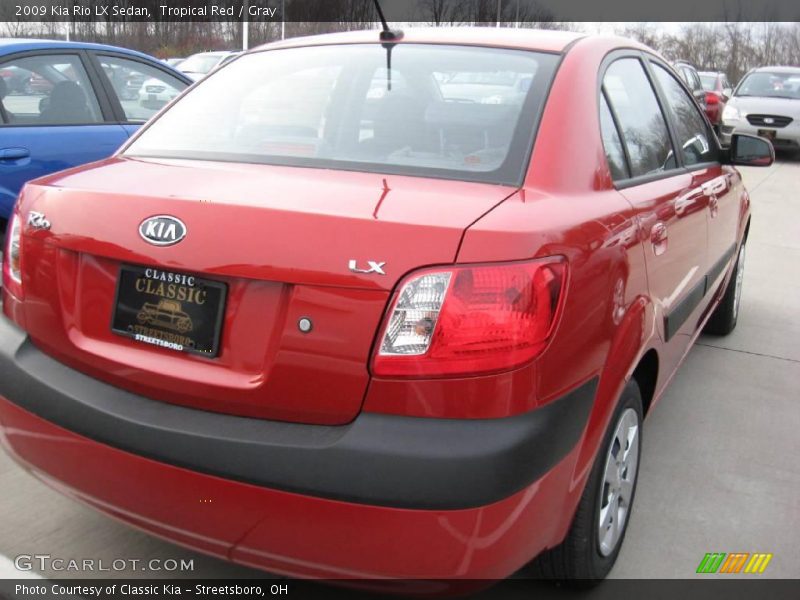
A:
[[752, 65, 800, 74], [698, 71, 722, 76], [188, 51, 235, 58], [254, 27, 585, 54], [0, 38, 160, 62]]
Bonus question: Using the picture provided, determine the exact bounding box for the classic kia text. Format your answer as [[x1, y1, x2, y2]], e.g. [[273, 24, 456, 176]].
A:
[[0, 28, 773, 584]]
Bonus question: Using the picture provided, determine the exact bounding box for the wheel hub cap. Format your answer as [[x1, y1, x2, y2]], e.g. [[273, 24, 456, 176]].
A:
[[597, 407, 639, 557]]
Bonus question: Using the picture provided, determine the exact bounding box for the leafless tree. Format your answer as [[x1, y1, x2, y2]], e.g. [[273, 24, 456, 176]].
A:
[[419, 0, 465, 25], [615, 21, 800, 84], [615, 23, 665, 51], [2, 12, 798, 77]]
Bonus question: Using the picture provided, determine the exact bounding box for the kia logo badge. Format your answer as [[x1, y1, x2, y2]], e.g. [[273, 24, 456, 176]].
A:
[[139, 215, 187, 246]]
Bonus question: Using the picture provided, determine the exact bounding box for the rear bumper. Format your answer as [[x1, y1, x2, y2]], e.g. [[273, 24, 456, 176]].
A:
[[0, 315, 595, 577], [0, 316, 595, 511]]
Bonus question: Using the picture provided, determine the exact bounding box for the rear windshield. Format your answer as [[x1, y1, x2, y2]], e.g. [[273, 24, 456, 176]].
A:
[[125, 44, 560, 185], [699, 74, 716, 91]]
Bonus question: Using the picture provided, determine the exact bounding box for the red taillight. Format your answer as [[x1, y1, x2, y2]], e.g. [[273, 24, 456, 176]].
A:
[[372, 258, 566, 378], [705, 91, 720, 105], [2, 211, 23, 299]]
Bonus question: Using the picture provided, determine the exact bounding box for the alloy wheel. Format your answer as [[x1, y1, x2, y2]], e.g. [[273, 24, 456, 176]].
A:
[[597, 407, 640, 557]]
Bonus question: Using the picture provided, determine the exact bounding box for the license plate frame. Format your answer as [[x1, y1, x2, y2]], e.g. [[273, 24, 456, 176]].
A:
[[757, 128, 777, 141], [111, 264, 227, 358]]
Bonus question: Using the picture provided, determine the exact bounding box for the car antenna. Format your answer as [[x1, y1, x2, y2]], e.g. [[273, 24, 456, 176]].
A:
[[372, 0, 403, 91]]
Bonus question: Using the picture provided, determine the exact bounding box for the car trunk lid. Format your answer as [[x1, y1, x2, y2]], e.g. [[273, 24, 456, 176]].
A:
[[17, 157, 515, 424]]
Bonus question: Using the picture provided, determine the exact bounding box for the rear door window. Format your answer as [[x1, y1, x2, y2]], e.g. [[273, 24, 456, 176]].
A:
[[602, 58, 676, 178], [0, 54, 102, 125]]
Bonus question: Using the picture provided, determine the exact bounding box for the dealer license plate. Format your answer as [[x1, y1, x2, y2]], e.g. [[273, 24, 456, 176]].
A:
[[111, 264, 226, 357]]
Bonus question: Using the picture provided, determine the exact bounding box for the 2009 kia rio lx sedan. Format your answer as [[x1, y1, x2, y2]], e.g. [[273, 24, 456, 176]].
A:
[[0, 28, 773, 583]]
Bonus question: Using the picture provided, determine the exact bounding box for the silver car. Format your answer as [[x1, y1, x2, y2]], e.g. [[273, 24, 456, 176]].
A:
[[178, 51, 240, 82], [720, 66, 800, 152]]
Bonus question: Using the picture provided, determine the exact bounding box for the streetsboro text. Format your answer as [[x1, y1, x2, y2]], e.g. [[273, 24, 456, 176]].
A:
[[160, 5, 279, 18]]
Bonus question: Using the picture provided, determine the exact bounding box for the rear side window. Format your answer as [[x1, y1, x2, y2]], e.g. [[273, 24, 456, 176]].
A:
[[125, 44, 560, 185], [603, 58, 675, 178], [0, 54, 102, 126], [652, 64, 717, 166], [599, 94, 628, 180]]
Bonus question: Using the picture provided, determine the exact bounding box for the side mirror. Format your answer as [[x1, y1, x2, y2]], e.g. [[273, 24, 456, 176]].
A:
[[723, 88, 732, 100], [724, 133, 775, 167]]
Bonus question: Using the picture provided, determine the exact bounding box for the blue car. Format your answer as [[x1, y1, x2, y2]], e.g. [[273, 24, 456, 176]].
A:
[[0, 39, 192, 230]]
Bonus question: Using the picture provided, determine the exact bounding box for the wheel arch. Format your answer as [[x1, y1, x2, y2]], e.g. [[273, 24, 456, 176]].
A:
[[547, 294, 657, 547], [630, 348, 659, 418]]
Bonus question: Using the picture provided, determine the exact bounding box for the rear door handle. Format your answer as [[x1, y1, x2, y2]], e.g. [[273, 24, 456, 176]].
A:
[[0, 147, 31, 160], [675, 189, 704, 216], [701, 179, 727, 196]]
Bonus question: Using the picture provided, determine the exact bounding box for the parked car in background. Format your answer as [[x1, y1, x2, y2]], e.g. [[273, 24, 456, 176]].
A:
[[138, 77, 182, 110], [163, 58, 185, 68], [673, 60, 708, 112], [0, 39, 191, 230], [0, 29, 772, 585], [720, 66, 800, 153], [178, 51, 239, 81], [0, 65, 32, 93], [27, 70, 57, 94], [102, 63, 146, 100], [699, 70, 733, 129]]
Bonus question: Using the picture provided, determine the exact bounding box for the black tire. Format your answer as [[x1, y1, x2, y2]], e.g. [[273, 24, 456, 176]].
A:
[[529, 379, 643, 584], [704, 242, 745, 336]]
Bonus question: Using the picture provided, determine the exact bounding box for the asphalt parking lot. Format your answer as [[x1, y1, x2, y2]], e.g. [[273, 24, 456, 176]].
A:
[[0, 155, 798, 583]]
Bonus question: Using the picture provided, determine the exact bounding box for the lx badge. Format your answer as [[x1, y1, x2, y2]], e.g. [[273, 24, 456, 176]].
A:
[[348, 260, 386, 275]]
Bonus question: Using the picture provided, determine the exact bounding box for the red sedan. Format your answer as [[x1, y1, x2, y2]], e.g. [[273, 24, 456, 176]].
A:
[[699, 70, 733, 128], [0, 28, 772, 583]]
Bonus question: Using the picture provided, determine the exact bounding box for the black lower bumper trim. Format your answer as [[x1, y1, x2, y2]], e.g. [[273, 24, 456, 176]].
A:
[[0, 317, 596, 510]]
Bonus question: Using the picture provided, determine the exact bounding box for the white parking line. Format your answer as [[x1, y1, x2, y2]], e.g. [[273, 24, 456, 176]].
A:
[[0, 554, 43, 579]]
